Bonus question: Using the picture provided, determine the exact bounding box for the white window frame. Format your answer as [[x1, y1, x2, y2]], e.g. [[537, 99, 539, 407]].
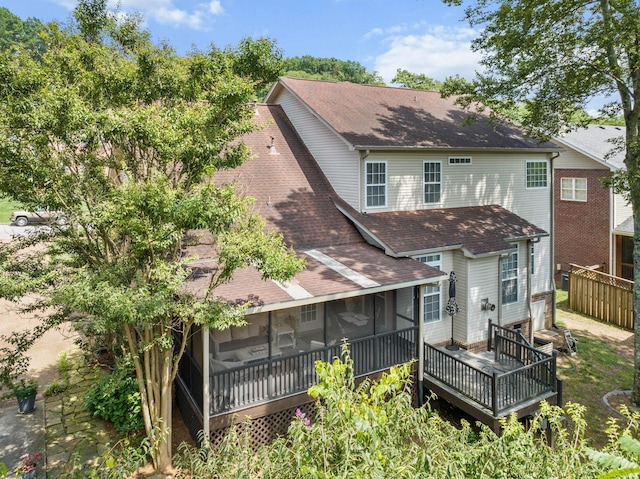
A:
[[414, 253, 442, 323], [502, 246, 519, 305], [525, 160, 549, 189], [530, 243, 535, 276], [423, 161, 442, 204], [365, 160, 387, 208], [448, 156, 472, 165], [300, 304, 317, 323], [560, 177, 587, 201]]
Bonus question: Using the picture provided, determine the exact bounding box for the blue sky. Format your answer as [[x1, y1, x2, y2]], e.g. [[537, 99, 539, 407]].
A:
[[0, 0, 483, 84]]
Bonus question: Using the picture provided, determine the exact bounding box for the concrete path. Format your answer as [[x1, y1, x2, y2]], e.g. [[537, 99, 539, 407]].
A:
[[0, 399, 45, 478]]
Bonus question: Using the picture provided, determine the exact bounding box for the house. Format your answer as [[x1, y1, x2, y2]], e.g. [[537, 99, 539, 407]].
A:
[[552, 125, 633, 281], [176, 78, 562, 443]]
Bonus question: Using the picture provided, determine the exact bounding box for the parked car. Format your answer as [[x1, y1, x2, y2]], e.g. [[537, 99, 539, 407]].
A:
[[10, 209, 67, 226]]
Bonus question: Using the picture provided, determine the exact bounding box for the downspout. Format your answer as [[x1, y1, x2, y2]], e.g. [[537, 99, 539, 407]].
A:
[[609, 176, 615, 275], [498, 254, 504, 326], [417, 284, 425, 406], [202, 326, 210, 442], [527, 239, 533, 344], [550, 152, 559, 328]]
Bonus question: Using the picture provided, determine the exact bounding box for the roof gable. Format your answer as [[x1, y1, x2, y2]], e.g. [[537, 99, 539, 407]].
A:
[[554, 125, 626, 171]]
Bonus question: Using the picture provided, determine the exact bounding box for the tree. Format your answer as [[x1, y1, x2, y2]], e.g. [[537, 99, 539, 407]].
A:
[[391, 68, 443, 91], [282, 55, 384, 84], [441, 0, 640, 403], [0, 0, 303, 473], [0, 7, 46, 58]]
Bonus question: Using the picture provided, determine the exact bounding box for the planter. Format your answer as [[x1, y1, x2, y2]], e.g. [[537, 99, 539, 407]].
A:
[[17, 395, 36, 414], [20, 470, 37, 479]]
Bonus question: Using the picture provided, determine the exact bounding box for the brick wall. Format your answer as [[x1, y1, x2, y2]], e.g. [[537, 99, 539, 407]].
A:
[[554, 168, 610, 282]]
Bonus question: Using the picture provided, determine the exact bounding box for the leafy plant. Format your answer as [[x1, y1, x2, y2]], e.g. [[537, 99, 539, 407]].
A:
[[44, 379, 68, 397], [12, 378, 38, 400], [15, 452, 41, 474], [174, 346, 606, 478], [85, 361, 143, 434]]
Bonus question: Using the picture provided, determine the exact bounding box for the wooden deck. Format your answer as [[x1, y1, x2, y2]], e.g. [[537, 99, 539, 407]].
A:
[[423, 326, 559, 433]]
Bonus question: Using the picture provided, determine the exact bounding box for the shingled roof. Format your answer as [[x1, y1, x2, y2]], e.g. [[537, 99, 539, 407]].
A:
[[334, 199, 548, 258], [183, 105, 446, 310], [267, 77, 560, 152]]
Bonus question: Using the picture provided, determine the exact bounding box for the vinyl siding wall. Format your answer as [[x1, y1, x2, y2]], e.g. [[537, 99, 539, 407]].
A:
[[362, 151, 551, 230], [614, 194, 633, 228], [272, 89, 361, 208], [423, 251, 456, 345]]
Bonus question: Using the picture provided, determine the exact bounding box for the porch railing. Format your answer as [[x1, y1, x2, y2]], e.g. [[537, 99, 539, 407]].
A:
[[424, 336, 557, 417], [207, 327, 417, 416]]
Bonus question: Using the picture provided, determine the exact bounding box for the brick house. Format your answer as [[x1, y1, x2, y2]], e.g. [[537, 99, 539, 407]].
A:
[[553, 125, 633, 281]]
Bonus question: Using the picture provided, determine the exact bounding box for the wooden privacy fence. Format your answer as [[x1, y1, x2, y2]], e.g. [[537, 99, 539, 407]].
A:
[[568, 264, 634, 330]]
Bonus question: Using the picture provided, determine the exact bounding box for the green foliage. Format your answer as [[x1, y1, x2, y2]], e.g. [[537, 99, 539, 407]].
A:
[[283, 55, 384, 85], [58, 351, 71, 378], [44, 379, 68, 397], [85, 361, 143, 434], [0, 7, 46, 58], [12, 378, 38, 400], [174, 347, 605, 478], [0, 1, 303, 472], [391, 68, 443, 91]]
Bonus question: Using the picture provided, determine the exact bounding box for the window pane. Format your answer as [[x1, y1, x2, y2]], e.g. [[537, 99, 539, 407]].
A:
[[424, 162, 441, 203], [501, 250, 518, 304], [526, 161, 548, 188], [366, 162, 386, 207]]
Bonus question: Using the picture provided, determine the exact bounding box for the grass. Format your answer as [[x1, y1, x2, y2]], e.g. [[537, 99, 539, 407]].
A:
[[554, 289, 634, 448], [0, 197, 21, 224]]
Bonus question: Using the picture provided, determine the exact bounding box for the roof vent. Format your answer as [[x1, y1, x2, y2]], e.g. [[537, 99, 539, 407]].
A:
[[253, 99, 259, 116], [269, 136, 279, 155]]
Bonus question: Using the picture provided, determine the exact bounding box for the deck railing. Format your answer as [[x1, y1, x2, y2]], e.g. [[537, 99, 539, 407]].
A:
[[424, 337, 557, 417], [207, 327, 417, 416]]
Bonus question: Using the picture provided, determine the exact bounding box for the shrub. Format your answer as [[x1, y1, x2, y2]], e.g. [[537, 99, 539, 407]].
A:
[[44, 379, 68, 397], [85, 361, 143, 434]]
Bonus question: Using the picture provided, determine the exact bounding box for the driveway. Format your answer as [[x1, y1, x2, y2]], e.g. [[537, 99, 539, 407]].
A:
[[0, 224, 40, 240]]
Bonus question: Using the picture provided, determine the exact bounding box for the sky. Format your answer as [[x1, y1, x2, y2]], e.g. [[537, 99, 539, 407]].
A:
[[0, 0, 483, 85]]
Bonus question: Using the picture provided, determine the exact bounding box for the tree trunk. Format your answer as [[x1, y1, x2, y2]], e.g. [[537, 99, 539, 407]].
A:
[[632, 204, 640, 405], [154, 348, 174, 473]]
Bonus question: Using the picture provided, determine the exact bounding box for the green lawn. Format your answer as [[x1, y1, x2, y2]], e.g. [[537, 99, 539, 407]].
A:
[[0, 197, 21, 224]]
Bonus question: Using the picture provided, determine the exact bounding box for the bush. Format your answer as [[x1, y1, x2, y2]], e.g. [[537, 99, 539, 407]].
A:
[[85, 362, 143, 434], [174, 345, 608, 478], [44, 379, 68, 397]]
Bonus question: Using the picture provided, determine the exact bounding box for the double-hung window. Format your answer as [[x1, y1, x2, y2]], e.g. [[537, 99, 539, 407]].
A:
[[300, 304, 317, 323], [424, 161, 442, 204], [365, 161, 386, 208], [414, 253, 442, 323], [561, 177, 587, 201], [502, 246, 518, 304], [526, 161, 548, 189]]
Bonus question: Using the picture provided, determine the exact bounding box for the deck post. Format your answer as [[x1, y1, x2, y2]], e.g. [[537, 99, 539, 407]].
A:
[[202, 325, 210, 442], [492, 370, 499, 417], [488, 318, 493, 351], [418, 284, 425, 406]]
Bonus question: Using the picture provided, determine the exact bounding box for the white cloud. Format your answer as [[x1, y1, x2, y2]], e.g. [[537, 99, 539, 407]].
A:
[[373, 25, 483, 84], [208, 1, 224, 15]]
